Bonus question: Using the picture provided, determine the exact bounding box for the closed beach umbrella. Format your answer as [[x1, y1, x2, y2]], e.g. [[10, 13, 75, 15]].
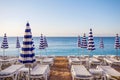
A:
[[114, 34, 119, 59], [19, 22, 36, 80], [44, 36, 48, 55], [77, 35, 81, 55], [1, 33, 9, 59], [81, 33, 87, 56], [16, 37, 21, 55], [32, 38, 35, 50], [99, 37, 104, 55], [39, 34, 45, 58], [87, 28, 95, 68], [44, 36, 48, 48], [99, 37, 104, 49], [87, 28, 95, 54], [16, 37, 21, 48], [78, 35, 81, 47], [39, 34, 45, 49], [81, 33, 87, 48]]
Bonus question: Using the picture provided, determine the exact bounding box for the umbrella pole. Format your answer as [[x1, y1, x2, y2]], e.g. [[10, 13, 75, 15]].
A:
[[88, 50, 91, 69], [45, 49, 47, 56], [28, 64, 30, 80], [116, 49, 118, 60], [18, 48, 19, 57], [3, 49, 5, 60]]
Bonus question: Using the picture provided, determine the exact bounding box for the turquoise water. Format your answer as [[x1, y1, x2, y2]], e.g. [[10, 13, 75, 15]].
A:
[[0, 37, 119, 56]]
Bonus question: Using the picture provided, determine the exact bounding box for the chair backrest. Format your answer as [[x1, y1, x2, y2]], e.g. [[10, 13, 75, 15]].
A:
[[72, 65, 92, 76], [98, 66, 120, 76], [31, 65, 49, 75], [0, 64, 24, 74]]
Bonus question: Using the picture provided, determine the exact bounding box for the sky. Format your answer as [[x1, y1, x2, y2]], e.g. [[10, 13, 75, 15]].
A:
[[0, 0, 120, 37]]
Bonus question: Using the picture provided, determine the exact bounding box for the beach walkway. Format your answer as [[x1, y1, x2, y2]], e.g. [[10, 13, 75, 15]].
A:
[[49, 57, 72, 80]]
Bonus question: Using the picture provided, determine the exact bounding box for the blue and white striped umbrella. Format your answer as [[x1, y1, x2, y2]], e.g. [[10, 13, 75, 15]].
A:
[[32, 38, 35, 50], [114, 34, 119, 58], [44, 36, 48, 48], [1, 33, 9, 49], [1, 33, 9, 59], [78, 35, 81, 47], [99, 37, 104, 49], [87, 28, 95, 51], [19, 22, 36, 64], [39, 34, 45, 49], [81, 33, 87, 48], [114, 34, 119, 49], [16, 37, 21, 48]]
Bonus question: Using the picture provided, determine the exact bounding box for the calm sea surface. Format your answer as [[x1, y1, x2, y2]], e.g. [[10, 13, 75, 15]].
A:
[[0, 37, 119, 56]]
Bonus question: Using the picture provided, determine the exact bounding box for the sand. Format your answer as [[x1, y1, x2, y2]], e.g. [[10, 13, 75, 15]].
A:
[[49, 57, 72, 80]]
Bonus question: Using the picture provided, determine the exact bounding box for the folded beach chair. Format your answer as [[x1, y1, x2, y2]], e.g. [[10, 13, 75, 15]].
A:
[[97, 65, 120, 80], [30, 64, 50, 80], [42, 57, 54, 65], [71, 65, 93, 80], [69, 57, 81, 65], [0, 64, 24, 80]]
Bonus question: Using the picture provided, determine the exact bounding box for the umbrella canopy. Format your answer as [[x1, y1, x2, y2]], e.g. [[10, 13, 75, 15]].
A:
[[39, 34, 45, 49], [19, 22, 36, 64], [44, 36, 48, 48], [87, 28, 95, 51], [99, 37, 104, 49], [78, 35, 81, 47], [32, 38, 35, 50], [16, 37, 21, 48], [81, 33, 87, 48], [1, 33, 9, 58], [114, 34, 120, 58], [1, 33, 9, 49], [114, 34, 119, 49]]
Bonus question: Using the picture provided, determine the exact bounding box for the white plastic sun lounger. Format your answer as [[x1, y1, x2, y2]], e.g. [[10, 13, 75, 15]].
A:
[[42, 58, 54, 65], [0, 58, 17, 63], [69, 58, 81, 65], [30, 64, 50, 80], [104, 57, 120, 66], [97, 66, 120, 80], [71, 65, 93, 80], [89, 57, 101, 65], [0, 64, 24, 80]]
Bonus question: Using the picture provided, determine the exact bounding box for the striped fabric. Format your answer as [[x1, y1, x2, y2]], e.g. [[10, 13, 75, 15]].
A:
[[87, 28, 95, 51], [39, 34, 45, 49], [16, 37, 21, 48], [32, 38, 35, 50], [78, 35, 81, 47], [99, 37, 104, 49], [1, 33, 9, 49], [44, 36, 48, 48], [19, 22, 36, 63], [114, 34, 119, 49], [81, 33, 87, 48]]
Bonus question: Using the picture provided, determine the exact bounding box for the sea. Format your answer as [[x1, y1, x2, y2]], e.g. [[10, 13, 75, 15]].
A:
[[0, 37, 119, 56]]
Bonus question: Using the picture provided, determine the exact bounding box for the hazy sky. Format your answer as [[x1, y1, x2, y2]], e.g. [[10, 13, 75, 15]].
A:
[[0, 0, 120, 37]]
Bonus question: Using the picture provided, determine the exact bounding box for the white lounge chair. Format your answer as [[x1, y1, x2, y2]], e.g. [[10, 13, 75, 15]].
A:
[[30, 64, 50, 80], [42, 58, 54, 65], [69, 57, 81, 65], [104, 57, 120, 66], [0, 64, 24, 80], [71, 65, 93, 80], [97, 65, 120, 80], [89, 57, 101, 65]]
